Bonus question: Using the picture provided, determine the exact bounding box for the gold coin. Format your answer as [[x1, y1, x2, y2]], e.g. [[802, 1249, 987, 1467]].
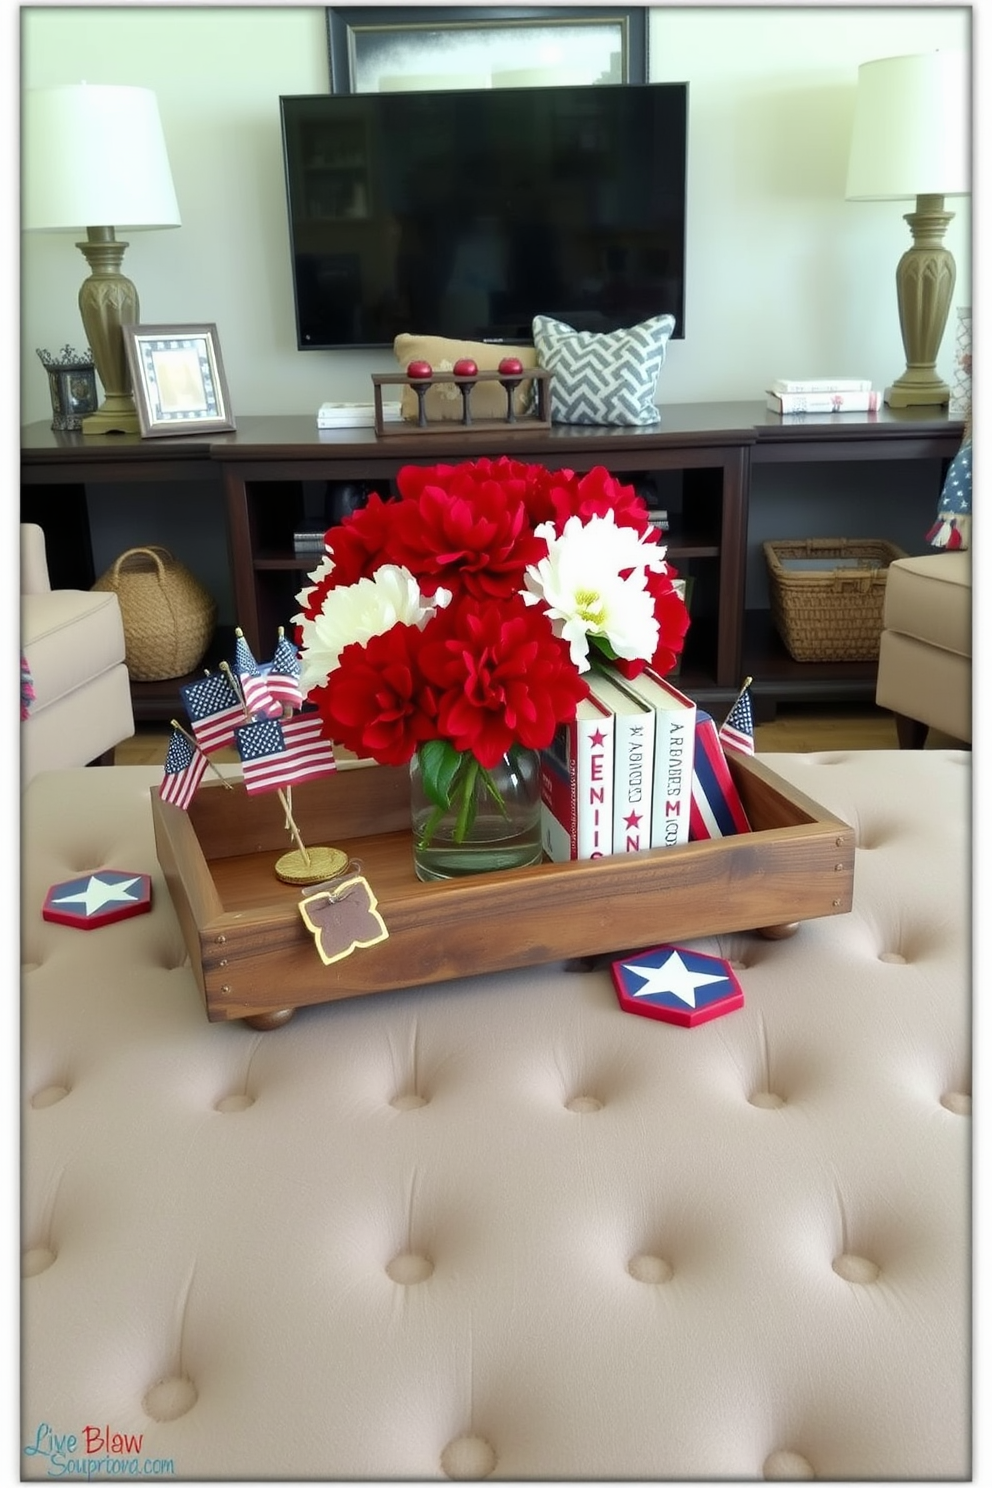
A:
[[274, 846, 349, 885]]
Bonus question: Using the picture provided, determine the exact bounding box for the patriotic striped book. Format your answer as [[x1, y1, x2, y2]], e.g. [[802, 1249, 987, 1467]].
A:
[[539, 694, 615, 862], [689, 712, 751, 841]]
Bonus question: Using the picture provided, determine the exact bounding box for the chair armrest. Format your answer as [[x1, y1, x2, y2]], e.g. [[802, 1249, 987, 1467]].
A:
[[21, 524, 52, 596]]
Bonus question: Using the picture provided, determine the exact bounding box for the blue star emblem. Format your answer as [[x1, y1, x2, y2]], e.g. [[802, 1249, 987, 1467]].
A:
[[611, 944, 744, 1027], [42, 871, 153, 930]]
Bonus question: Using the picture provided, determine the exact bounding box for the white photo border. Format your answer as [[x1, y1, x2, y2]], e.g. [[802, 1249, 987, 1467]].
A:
[[123, 323, 236, 438]]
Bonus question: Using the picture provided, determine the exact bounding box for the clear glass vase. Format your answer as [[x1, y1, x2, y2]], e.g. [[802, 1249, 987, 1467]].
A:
[[409, 744, 543, 882]]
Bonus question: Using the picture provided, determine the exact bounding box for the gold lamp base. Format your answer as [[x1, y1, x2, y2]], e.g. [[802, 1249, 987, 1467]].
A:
[[76, 227, 142, 437], [884, 193, 955, 409], [81, 398, 141, 436]]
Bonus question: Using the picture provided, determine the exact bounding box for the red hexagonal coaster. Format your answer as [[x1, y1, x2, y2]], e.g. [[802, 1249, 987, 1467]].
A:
[[611, 943, 744, 1028], [42, 871, 153, 930]]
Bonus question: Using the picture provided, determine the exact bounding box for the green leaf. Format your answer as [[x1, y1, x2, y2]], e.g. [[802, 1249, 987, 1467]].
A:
[[417, 738, 465, 812], [589, 635, 619, 663]]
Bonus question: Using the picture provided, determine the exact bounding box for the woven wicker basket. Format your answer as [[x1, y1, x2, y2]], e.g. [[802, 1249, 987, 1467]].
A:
[[764, 538, 906, 663], [92, 546, 216, 681]]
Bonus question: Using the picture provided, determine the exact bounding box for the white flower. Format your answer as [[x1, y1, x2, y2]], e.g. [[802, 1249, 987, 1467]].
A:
[[295, 564, 449, 694], [294, 553, 336, 613], [521, 512, 667, 672]]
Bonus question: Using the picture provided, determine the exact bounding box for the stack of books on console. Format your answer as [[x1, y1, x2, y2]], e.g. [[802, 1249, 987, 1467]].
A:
[[765, 378, 880, 414], [293, 527, 328, 557], [317, 401, 402, 429], [539, 667, 752, 862]]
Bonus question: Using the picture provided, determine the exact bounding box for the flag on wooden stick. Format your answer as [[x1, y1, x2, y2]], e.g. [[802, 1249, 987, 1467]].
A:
[[180, 670, 246, 753], [235, 628, 281, 719], [159, 727, 208, 810], [235, 713, 337, 795], [718, 679, 755, 756], [266, 628, 304, 710]]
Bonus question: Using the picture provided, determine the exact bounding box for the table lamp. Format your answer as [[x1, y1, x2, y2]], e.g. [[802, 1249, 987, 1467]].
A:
[[845, 50, 969, 408], [23, 83, 181, 435], [844, 51, 969, 407]]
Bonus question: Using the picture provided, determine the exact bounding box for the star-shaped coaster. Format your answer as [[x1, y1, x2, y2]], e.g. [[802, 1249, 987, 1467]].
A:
[[42, 871, 153, 930], [611, 944, 744, 1028]]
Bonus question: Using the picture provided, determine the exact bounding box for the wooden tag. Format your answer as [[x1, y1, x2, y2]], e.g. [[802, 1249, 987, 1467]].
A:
[[298, 876, 388, 966]]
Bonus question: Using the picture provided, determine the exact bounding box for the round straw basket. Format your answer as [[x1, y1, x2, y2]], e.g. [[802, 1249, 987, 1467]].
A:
[[92, 546, 216, 681]]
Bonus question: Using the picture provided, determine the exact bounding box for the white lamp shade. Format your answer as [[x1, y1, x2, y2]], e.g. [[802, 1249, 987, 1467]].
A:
[[22, 83, 181, 231], [845, 51, 969, 201]]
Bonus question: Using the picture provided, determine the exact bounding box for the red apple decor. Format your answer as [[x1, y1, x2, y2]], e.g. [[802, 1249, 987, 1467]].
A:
[[405, 360, 433, 427], [498, 355, 525, 422], [452, 358, 478, 378]]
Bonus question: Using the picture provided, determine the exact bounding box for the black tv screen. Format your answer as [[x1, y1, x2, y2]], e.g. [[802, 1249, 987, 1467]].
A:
[[280, 83, 687, 350]]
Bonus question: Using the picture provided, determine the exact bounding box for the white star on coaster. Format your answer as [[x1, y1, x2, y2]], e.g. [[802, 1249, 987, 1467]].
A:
[[51, 874, 144, 917], [623, 949, 728, 1008]]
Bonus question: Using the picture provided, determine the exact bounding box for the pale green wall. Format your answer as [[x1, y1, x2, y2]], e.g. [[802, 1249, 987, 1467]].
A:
[[20, 5, 971, 424]]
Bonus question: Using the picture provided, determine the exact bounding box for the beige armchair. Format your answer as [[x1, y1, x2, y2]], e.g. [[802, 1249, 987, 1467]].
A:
[[21, 522, 135, 784], [875, 550, 971, 747]]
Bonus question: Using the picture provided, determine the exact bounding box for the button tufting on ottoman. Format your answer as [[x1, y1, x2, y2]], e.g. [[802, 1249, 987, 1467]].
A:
[[21, 753, 971, 1480]]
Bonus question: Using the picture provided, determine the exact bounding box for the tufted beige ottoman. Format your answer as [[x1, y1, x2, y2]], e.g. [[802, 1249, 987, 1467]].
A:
[[21, 753, 971, 1481]]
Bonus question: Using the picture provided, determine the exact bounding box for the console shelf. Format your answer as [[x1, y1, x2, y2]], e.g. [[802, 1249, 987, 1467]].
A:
[[22, 402, 963, 722]]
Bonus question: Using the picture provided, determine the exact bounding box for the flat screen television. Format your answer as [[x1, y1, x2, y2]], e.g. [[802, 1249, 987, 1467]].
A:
[[279, 82, 688, 351]]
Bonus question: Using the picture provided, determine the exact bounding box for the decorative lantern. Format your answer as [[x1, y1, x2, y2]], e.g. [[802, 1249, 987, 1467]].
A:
[[36, 345, 99, 431]]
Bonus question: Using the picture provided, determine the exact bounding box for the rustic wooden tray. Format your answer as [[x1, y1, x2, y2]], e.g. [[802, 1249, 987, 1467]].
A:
[[151, 756, 854, 1026]]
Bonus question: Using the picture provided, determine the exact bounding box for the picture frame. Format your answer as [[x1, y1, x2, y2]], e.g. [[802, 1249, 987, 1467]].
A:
[[326, 6, 647, 95], [122, 323, 236, 438]]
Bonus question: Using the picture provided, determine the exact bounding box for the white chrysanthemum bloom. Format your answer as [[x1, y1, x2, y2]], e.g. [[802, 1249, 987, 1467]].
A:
[[522, 513, 667, 672], [294, 554, 336, 615], [296, 563, 450, 695]]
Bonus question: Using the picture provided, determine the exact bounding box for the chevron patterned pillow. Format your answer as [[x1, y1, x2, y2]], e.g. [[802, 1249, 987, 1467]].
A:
[[532, 313, 675, 425]]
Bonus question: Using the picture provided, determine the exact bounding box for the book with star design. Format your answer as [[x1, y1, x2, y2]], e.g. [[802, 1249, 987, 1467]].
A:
[[586, 666, 655, 855], [609, 666, 696, 849], [539, 694, 615, 862]]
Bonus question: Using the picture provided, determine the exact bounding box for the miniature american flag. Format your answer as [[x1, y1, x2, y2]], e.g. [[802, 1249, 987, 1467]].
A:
[[235, 631, 281, 719], [235, 714, 337, 795], [718, 684, 754, 756], [266, 630, 304, 710], [180, 671, 246, 753], [159, 728, 208, 810], [689, 711, 751, 841]]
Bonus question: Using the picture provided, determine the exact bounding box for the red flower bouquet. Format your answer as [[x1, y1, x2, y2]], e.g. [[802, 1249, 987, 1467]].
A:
[[295, 457, 689, 858]]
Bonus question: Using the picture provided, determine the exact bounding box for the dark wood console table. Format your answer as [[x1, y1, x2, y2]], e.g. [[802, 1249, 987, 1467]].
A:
[[22, 403, 963, 723]]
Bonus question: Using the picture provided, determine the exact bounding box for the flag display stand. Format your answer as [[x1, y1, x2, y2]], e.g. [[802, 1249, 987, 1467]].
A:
[[274, 844, 349, 886], [152, 754, 856, 1028]]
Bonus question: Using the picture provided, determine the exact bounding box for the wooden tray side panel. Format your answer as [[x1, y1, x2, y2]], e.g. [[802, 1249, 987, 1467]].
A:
[[151, 793, 226, 1008], [155, 756, 856, 1023], [186, 762, 409, 858], [729, 752, 841, 829], [199, 822, 854, 1022]]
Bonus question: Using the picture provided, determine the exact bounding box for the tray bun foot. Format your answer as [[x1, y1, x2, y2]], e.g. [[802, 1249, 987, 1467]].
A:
[[563, 955, 601, 973], [757, 921, 800, 940], [243, 1007, 296, 1031]]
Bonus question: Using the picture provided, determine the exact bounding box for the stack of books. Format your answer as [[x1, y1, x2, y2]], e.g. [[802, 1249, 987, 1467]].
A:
[[293, 527, 328, 558], [317, 401, 402, 429], [765, 378, 880, 414], [539, 667, 751, 862]]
